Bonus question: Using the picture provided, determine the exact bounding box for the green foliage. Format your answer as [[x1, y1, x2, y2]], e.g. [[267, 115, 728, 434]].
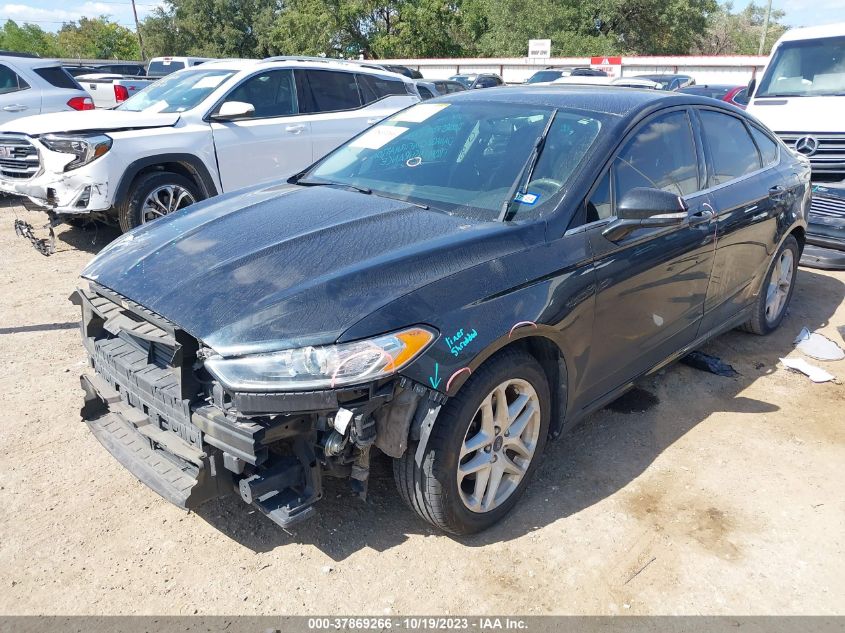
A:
[[696, 2, 788, 55], [57, 16, 140, 60], [0, 20, 60, 57], [0, 1, 792, 62]]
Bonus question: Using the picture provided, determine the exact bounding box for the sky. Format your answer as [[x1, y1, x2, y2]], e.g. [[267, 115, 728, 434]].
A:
[[0, 0, 844, 32]]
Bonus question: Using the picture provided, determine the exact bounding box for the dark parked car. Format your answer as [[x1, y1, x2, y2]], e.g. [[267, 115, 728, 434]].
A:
[[414, 79, 467, 99], [94, 63, 146, 76], [63, 65, 100, 78], [679, 84, 749, 109], [75, 88, 809, 535], [635, 73, 695, 90], [449, 73, 504, 89], [526, 67, 608, 83]]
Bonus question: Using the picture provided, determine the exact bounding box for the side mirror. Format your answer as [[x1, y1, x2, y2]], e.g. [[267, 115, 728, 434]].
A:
[[603, 187, 688, 242], [747, 77, 757, 99], [210, 101, 255, 121]]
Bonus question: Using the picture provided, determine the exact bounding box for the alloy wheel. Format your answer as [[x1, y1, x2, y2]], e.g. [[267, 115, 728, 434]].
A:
[[765, 248, 794, 325], [140, 184, 196, 224], [457, 378, 541, 513]]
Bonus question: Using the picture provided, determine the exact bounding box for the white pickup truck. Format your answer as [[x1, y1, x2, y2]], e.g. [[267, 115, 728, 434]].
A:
[[75, 73, 155, 109], [0, 57, 419, 246], [747, 22, 845, 269]]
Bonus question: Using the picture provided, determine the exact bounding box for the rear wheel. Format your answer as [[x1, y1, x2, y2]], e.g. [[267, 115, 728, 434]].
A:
[[741, 235, 799, 335], [117, 171, 201, 233], [394, 350, 550, 534]]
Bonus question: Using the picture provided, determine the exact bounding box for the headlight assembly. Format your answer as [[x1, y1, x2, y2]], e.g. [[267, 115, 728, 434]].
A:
[[204, 326, 436, 392], [40, 134, 112, 171]]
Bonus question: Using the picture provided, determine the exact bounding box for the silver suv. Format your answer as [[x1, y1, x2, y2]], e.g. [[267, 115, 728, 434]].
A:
[[0, 52, 93, 125]]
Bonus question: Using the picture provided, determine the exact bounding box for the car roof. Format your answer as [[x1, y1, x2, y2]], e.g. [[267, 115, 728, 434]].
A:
[[193, 57, 413, 81], [437, 85, 713, 116], [776, 21, 845, 43], [0, 55, 69, 69]]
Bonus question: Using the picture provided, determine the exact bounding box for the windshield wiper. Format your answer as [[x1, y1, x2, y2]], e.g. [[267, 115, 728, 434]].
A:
[[293, 177, 372, 195], [497, 108, 558, 222]]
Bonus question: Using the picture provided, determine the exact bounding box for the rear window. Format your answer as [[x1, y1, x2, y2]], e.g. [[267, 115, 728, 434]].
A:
[[357, 73, 408, 105], [34, 66, 81, 90], [148, 60, 186, 77]]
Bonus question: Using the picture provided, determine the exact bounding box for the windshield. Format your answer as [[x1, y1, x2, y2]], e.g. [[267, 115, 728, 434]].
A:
[[526, 70, 568, 84], [757, 36, 845, 97], [305, 101, 604, 221], [117, 68, 235, 113]]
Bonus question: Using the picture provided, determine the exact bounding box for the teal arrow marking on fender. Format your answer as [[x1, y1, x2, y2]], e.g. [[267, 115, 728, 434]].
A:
[[429, 362, 441, 389]]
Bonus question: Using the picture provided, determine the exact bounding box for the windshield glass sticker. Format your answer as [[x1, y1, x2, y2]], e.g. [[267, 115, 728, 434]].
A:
[[350, 125, 410, 150], [392, 103, 450, 123], [515, 192, 540, 205], [445, 327, 478, 357]]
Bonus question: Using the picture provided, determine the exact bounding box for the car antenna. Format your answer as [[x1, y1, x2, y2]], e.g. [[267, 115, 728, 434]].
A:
[[497, 108, 558, 222]]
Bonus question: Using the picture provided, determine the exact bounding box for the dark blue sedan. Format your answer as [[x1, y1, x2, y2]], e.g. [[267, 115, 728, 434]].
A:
[[76, 87, 810, 535]]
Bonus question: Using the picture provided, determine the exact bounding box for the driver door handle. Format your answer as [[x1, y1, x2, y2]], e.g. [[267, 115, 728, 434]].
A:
[[688, 204, 716, 226], [2, 104, 27, 112], [285, 124, 306, 134]]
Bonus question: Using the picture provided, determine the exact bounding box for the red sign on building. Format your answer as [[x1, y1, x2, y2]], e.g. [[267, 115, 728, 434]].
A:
[[590, 56, 623, 77]]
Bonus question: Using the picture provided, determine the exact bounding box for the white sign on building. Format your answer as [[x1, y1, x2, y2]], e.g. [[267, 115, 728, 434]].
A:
[[528, 39, 552, 59]]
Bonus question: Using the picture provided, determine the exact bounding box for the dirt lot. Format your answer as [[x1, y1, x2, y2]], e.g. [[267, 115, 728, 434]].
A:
[[0, 201, 843, 616]]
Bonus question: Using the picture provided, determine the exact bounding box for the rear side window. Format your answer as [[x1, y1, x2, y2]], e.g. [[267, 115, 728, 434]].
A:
[[356, 73, 407, 105], [699, 110, 761, 185], [614, 110, 700, 197], [297, 70, 361, 113], [749, 126, 778, 166], [34, 66, 80, 90], [417, 85, 434, 100], [733, 88, 749, 106], [0, 64, 30, 94]]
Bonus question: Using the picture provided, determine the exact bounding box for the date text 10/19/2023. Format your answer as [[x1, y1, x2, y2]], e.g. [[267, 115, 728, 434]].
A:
[[304, 617, 529, 630]]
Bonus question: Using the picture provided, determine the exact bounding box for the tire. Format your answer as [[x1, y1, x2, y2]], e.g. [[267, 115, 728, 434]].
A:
[[394, 349, 551, 535], [741, 234, 800, 335], [117, 171, 201, 233]]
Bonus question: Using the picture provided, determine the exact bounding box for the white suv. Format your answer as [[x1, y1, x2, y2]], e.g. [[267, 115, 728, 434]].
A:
[[0, 57, 419, 232], [0, 53, 93, 125]]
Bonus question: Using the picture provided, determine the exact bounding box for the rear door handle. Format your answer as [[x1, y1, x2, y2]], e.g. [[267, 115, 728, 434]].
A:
[[2, 104, 27, 112], [285, 124, 306, 134], [769, 185, 786, 202]]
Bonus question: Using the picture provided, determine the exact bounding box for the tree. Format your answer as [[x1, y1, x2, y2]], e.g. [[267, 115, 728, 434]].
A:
[[0, 20, 60, 57], [695, 2, 787, 55], [57, 16, 141, 60]]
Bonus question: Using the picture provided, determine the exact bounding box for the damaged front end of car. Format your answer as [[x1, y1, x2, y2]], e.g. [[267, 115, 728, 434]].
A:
[[72, 282, 445, 528]]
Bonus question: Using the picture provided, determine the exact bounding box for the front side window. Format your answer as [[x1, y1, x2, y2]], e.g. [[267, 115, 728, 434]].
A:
[[0, 64, 29, 94], [225, 70, 297, 118], [305, 102, 604, 221], [614, 110, 700, 198], [297, 70, 362, 113], [756, 36, 845, 97], [699, 110, 761, 185], [118, 68, 235, 113], [586, 171, 612, 223]]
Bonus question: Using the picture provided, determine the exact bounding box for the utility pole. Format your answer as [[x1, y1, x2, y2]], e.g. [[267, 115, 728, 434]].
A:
[[758, 0, 773, 56], [130, 0, 146, 62]]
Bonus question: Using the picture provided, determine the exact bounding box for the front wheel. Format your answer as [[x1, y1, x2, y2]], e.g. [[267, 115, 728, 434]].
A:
[[741, 234, 800, 335], [117, 171, 201, 233], [394, 350, 550, 535]]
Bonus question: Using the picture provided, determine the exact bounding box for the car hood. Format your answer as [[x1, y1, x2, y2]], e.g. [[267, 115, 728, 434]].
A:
[[747, 96, 845, 133], [0, 109, 180, 136], [82, 184, 535, 357]]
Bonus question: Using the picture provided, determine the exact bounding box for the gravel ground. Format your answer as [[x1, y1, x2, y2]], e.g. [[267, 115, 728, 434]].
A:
[[0, 201, 843, 616]]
